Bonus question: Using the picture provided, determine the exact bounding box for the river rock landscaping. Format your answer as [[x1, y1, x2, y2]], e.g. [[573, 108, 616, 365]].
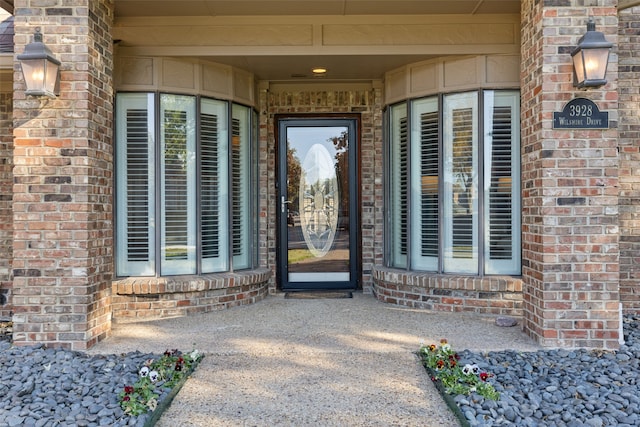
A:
[[0, 341, 201, 427], [434, 315, 640, 426]]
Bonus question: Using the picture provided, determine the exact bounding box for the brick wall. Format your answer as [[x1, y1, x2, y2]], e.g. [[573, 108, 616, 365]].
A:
[[0, 90, 12, 318], [111, 270, 270, 322], [618, 6, 640, 313], [261, 86, 384, 292], [520, 0, 620, 349], [373, 268, 523, 315], [12, 0, 114, 350]]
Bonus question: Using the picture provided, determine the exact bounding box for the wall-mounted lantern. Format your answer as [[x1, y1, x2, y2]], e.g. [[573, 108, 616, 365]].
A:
[[571, 18, 613, 89], [17, 28, 60, 98]]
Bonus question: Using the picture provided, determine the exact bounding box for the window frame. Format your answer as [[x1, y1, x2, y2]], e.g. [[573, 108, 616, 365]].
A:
[[114, 92, 258, 278], [384, 89, 521, 276]]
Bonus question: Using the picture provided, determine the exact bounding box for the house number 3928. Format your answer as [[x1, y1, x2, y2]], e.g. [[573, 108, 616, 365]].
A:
[[569, 104, 592, 116]]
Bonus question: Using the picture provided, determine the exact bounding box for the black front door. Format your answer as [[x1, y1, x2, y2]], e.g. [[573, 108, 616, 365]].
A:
[[277, 117, 359, 291]]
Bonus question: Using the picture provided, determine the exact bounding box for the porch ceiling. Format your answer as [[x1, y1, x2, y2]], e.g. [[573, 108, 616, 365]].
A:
[[3, 0, 522, 82], [113, 1, 521, 17]]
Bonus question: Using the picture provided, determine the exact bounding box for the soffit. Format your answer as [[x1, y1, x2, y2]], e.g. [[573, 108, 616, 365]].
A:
[[113, 1, 520, 17], [3, 1, 522, 82]]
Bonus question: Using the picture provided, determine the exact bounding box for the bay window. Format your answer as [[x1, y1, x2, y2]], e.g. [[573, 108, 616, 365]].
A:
[[115, 93, 256, 277], [387, 90, 520, 275]]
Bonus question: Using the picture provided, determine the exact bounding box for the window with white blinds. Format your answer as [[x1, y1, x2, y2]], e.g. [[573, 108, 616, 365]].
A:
[[160, 95, 197, 275], [389, 103, 408, 268], [443, 93, 478, 274], [116, 93, 156, 276], [411, 98, 439, 270], [201, 99, 229, 272], [115, 93, 255, 277], [483, 91, 521, 274], [231, 104, 252, 270], [387, 90, 520, 275]]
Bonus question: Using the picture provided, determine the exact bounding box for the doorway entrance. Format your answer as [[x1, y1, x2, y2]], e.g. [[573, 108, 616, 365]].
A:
[[276, 116, 359, 291]]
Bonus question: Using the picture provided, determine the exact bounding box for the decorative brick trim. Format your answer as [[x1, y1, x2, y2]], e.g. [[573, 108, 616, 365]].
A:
[[371, 267, 523, 315], [111, 269, 271, 322]]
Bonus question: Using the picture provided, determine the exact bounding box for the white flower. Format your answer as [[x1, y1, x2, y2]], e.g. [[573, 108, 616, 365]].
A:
[[149, 370, 159, 383], [462, 364, 474, 375], [139, 366, 150, 377], [471, 364, 480, 375], [440, 343, 451, 352], [190, 349, 201, 361], [147, 398, 158, 411]]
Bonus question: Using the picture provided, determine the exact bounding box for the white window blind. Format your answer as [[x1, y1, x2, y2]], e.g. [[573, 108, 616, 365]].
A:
[[231, 105, 251, 269], [115, 93, 155, 276], [201, 99, 229, 272], [160, 95, 196, 275], [411, 97, 439, 270], [389, 103, 408, 268], [484, 91, 521, 274], [443, 93, 478, 274]]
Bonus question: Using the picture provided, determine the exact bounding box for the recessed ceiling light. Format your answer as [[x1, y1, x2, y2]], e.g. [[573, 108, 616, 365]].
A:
[[312, 67, 327, 75]]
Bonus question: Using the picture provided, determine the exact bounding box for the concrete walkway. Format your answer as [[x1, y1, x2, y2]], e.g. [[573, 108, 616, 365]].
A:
[[89, 292, 541, 426]]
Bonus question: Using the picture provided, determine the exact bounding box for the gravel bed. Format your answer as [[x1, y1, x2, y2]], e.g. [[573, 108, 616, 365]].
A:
[[455, 315, 640, 426], [0, 342, 160, 427]]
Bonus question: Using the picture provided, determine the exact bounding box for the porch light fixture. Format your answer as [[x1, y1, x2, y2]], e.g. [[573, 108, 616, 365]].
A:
[[17, 28, 61, 98], [571, 18, 612, 89]]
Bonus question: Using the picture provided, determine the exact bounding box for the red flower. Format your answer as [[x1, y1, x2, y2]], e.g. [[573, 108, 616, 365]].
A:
[[122, 395, 131, 402], [436, 360, 445, 369], [480, 372, 489, 381], [175, 363, 183, 371], [124, 386, 134, 394], [428, 344, 437, 352], [449, 359, 457, 368], [440, 339, 448, 345]]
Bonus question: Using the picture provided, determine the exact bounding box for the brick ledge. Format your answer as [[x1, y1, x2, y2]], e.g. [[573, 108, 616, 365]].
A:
[[111, 269, 271, 322], [372, 266, 523, 315], [112, 269, 271, 295]]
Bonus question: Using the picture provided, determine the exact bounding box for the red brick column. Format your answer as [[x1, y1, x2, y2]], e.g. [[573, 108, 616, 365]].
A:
[[12, 0, 114, 350], [618, 6, 640, 313], [0, 89, 12, 318], [520, 0, 620, 348]]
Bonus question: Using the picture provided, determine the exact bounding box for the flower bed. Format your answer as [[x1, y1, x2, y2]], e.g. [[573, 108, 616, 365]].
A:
[[119, 348, 203, 425], [418, 339, 499, 426]]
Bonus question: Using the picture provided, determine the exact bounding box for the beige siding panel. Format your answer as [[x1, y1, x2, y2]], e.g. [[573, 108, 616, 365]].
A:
[[114, 25, 313, 46], [383, 55, 520, 104], [233, 68, 255, 105], [116, 57, 155, 87], [486, 55, 520, 84], [202, 61, 233, 97], [162, 59, 196, 90], [443, 57, 480, 88], [385, 67, 408, 104], [410, 62, 438, 95], [114, 56, 257, 107], [323, 23, 516, 46]]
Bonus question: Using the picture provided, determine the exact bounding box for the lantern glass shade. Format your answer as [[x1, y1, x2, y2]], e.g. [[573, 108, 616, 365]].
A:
[[570, 19, 612, 89], [20, 58, 60, 98], [17, 30, 61, 98]]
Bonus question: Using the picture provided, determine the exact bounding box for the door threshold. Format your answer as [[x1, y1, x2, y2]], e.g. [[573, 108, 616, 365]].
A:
[[284, 291, 353, 299]]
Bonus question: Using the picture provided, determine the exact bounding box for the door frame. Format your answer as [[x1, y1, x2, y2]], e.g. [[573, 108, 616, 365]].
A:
[[275, 114, 361, 291]]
